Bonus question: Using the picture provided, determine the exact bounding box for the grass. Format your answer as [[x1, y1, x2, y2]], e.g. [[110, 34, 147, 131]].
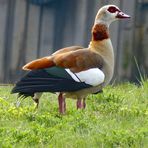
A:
[[0, 80, 148, 148]]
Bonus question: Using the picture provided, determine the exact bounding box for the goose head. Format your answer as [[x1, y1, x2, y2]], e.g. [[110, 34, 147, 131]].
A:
[[95, 5, 130, 25]]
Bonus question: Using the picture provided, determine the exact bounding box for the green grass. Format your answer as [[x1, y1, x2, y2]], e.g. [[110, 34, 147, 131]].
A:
[[0, 80, 148, 148]]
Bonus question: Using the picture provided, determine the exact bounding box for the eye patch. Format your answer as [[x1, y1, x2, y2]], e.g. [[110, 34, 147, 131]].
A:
[[108, 6, 121, 13]]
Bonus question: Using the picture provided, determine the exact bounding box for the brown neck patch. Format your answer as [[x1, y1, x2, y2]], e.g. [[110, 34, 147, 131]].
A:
[[92, 24, 109, 41]]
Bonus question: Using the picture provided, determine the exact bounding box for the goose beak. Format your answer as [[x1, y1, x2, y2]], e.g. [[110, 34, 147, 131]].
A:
[[116, 11, 131, 19]]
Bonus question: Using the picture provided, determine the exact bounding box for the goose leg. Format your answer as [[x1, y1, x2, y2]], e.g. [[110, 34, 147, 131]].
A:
[[77, 98, 86, 109], [58, 93, 66, 114], [77, 99, 83, 109], [83, 98, 86, 109]]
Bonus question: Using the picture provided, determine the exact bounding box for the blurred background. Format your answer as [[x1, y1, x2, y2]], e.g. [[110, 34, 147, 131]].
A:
[[0, 0, 147, 83]]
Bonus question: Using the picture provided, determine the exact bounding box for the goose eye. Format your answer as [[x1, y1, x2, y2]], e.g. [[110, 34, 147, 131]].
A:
[[108, 6, 118, 13]]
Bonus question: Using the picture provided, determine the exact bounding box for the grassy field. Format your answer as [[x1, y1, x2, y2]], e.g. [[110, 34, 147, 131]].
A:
[[0, 80, 148, 148]]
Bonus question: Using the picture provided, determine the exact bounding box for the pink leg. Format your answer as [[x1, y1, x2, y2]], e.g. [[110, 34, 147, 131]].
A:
[[77, 99, 83, 109], [83, 98, 86, 109], [77, 98, 86, 109], [58, 93, 66, 114]]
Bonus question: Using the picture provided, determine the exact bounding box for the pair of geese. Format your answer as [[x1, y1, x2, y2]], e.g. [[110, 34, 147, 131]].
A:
[[12, 5, 130, 114]]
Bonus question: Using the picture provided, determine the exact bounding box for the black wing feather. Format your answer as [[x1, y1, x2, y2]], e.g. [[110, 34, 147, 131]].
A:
[[11, 68, 91, 96]]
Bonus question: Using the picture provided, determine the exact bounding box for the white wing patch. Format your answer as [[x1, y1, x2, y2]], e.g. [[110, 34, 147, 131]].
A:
[[66, 68, 105, 86]]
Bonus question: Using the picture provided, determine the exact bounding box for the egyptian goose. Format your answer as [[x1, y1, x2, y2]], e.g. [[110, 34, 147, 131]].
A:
[[12, 5, 130, 114]]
